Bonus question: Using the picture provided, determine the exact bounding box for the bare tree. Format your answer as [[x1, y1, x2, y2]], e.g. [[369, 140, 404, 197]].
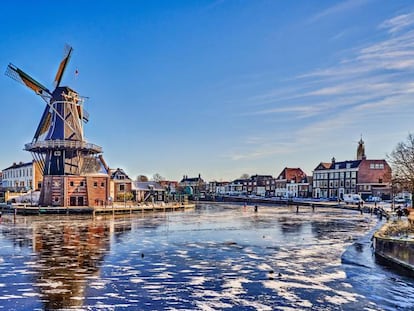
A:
[[152, 173, 165, 182], [388, 133, 414, 199], [240, 173, 250, 179], [136, 175, 149, 182]]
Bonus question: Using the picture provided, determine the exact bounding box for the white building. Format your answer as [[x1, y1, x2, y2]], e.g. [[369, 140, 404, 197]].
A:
[[226, 179, 247, 195], [2, 161, 41, 191]]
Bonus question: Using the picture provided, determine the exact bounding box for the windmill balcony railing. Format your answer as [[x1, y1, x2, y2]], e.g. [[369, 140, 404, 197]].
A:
[[25, 140, 102, 153]]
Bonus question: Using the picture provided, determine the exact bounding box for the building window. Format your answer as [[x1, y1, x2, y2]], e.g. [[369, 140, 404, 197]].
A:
[[119, 184, 125, 191], [80, 181, 85, 187], [93, 182, 98, 187], [70, 181, 74, 187], [370, 163, 385, 170], [101, 182, 105, 187]]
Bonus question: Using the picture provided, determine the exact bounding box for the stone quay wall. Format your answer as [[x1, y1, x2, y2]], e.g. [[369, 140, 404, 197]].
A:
[[374, 220, 414, 273]]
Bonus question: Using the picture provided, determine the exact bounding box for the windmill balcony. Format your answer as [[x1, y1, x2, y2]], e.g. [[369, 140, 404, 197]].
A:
[[25, 140, 102, 153]]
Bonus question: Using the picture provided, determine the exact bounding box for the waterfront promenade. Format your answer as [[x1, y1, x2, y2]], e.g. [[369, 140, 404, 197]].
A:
[[0, 202, 196, 216], [1, 194, 387, 216]]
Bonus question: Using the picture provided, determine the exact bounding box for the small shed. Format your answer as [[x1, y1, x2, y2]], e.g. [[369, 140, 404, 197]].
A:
[[132, 181, 166, 203]]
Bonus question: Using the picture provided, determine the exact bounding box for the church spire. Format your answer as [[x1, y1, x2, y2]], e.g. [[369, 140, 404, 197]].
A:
[[357, 136, 366, 160]]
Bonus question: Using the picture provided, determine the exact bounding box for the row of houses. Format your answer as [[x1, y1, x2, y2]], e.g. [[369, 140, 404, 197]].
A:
[[190, 139, 392, 200], [0, 161, 184, 205], [0, 139, 392, 204], [0, 163, 169, 205]]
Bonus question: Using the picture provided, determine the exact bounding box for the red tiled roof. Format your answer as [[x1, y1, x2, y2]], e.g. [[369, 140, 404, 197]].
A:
[[277, 167, 307, 181]]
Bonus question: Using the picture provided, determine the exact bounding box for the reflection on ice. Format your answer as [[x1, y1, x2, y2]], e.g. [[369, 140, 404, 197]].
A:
[[0, 204, 413, 310]]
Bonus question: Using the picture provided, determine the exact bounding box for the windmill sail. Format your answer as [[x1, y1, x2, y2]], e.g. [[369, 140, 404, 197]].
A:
[[33, 105, 52, 141], [5, 63, 51, 96], [54, 45, 73, 87]]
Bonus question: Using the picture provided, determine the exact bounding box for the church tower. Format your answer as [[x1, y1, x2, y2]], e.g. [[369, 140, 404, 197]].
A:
[[357, 137, 366, 160]]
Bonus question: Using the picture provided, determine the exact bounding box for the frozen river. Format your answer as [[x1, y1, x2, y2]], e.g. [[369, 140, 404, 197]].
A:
[[0, 203, 413, 310]]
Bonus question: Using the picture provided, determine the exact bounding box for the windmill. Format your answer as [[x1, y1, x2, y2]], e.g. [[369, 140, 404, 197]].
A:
[[6, 45, 108, 207]]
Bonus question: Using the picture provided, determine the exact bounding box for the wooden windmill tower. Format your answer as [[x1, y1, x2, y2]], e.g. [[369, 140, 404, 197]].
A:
[[6, 45, 109, 207]]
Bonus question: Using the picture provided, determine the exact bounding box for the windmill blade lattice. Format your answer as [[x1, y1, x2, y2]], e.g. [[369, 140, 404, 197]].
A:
[[5, 63, 51, 99]]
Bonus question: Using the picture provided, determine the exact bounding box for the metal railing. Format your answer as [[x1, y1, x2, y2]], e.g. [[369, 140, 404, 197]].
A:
[[25, 140, 102, 153]]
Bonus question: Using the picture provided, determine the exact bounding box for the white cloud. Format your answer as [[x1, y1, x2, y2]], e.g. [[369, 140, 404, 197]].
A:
[[309, 0, 371, 23], [380, 12, 414, 34], [232, 10, 414, 164]]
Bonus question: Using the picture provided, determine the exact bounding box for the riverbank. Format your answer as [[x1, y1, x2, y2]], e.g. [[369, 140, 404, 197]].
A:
[[373, 217, 414, 274], [0, 202, 196, 215]]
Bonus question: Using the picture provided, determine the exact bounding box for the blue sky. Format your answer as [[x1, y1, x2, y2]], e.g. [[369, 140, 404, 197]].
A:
[[1, 0, 414, 181]]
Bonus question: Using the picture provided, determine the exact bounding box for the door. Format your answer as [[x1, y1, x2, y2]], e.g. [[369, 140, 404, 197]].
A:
[[70, 196, 76, 206], [77, 196, 84, 206]]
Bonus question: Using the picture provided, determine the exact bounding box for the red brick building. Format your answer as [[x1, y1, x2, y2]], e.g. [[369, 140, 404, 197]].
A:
[[41, 175, 109, 207]]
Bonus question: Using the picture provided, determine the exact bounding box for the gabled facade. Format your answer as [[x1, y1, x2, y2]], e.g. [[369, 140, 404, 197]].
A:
[[109, 168, 132, 202], [179, 174, 206, 196], [355, 160, 392, 198], [275, 168, 311, 198]]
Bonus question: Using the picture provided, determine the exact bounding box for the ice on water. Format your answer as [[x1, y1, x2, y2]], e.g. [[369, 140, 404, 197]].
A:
[[0, 203, 413, 310]]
